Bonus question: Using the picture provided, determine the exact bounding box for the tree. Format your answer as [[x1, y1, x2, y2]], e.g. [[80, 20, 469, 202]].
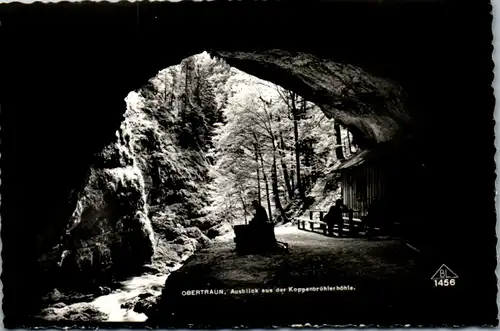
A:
[[256, 95, 287, 222], [274, 88, 311, 201], [208, 64, 357, 225], [276, 113, 293, 199], [334, 120, 345, 161]]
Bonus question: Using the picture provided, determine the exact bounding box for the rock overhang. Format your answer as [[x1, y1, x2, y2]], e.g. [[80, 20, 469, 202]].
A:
[[209, 49, 410, 145]]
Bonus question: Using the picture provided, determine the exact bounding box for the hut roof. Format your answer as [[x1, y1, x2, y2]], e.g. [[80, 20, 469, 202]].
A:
[[331, 149, 372, 171], [331, 138, 409, 172]]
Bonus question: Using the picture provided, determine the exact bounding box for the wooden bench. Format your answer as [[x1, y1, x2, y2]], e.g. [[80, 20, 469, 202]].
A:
[[233, 224, 288, 255], [296, 216, 328, 234], [308, 209, 327, 222], [342, 215, 364, 234]]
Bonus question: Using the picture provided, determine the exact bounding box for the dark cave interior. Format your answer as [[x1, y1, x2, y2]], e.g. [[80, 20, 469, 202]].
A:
[[1, 0, 496, 326]]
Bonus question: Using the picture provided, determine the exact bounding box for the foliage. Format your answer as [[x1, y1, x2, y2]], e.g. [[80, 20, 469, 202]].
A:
[[124, 52, 234, 222], [208, 67, 354, 225]]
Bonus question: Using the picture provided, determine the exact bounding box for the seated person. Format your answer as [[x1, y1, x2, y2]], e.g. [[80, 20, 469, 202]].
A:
[[324, 199, 349, 236], [249, 200, 269, 226], [247, 200, 277, 249]]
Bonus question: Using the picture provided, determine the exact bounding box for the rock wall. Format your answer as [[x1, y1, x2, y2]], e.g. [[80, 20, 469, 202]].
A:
[[36, 68, 226, 297], [38, 129, 156, 291]]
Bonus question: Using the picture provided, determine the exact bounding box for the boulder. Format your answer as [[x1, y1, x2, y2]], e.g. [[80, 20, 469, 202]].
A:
[[138, 292, 154, 300], [37, 302, 108, 322], [134, 295, 159, 315], [190, 218, 219, 232], [184, 227, 204, 239], [152, 222, 185, 241], [42, 288, 62, 303], [97, 286, 112, 295], [52, 302, 67, 309], [206, 222, 233, 239], [142, 264, 163, 275], [168, 240, 197, 258], [172, 235, 192, 245]]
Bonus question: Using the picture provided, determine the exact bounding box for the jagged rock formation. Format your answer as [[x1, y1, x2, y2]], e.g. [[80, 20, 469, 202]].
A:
[[38, 138, 156, 291], [37, 66, 222, 295], [2, 1, 495, 327]]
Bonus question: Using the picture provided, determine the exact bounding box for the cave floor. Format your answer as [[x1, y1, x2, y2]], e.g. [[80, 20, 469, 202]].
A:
[[150, 225, 485, 327], [201, 225, 423, 288]]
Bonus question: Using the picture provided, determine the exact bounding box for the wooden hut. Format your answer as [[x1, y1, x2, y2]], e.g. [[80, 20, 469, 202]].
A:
[[333, 150, 385, 218], [332, 137, 425, 237], [331, 138, 406, 219]]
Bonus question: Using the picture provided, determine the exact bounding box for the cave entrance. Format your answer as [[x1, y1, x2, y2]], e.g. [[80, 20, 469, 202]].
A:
[[3, 1, 495, 327], [120, 51, 407, 230], [36, 50, 422, 324]]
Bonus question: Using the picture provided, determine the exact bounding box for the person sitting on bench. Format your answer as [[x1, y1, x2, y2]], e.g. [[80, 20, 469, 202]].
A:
[[247, 200, 276, 251], [324, 199, 349, 236], [250, 200, 269, 226], [234, 200, 286, 254]]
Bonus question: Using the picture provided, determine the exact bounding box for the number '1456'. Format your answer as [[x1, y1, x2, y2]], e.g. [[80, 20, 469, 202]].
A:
[[434, 279, 456, 287]]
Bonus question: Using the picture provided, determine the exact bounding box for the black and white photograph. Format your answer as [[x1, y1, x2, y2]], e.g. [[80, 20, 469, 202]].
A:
[[1, 0, 498, 328]]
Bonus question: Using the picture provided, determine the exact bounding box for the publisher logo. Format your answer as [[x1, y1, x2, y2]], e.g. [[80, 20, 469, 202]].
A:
[[431, 264, 458, 287]]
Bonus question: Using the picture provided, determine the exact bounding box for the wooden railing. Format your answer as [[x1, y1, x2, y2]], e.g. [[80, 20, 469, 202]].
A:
[[295, 209, 366, 236]]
